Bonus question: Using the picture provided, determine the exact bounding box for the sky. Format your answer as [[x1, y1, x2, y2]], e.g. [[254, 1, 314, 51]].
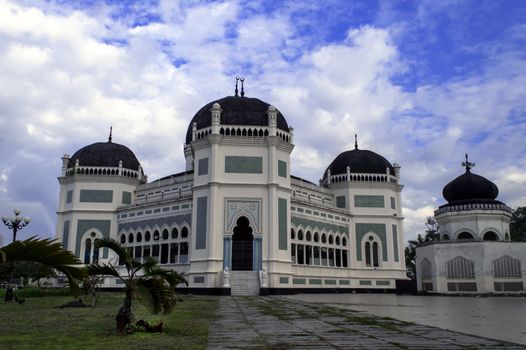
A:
[[0, 0, 525, 246]]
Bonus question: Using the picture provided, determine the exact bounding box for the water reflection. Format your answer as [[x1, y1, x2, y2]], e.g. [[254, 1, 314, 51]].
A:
[[286, 294, 526, 345]]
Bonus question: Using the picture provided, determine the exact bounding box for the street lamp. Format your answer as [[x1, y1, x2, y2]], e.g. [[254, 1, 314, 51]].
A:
[[2, 208, 31, 243], [2, 209, 31, 302]]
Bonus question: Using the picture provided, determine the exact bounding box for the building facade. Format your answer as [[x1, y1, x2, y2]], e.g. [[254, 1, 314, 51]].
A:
[[416, 157, 525, 294], [56, 93, 407, 294]]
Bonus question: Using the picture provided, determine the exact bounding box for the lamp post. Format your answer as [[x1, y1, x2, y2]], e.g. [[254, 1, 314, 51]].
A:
[[2, 209, 31, 302]]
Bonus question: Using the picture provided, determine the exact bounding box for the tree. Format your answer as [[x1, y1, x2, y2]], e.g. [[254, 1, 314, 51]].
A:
[[405, 217, 440, 279], [87, 238, 187, 333], [0, 236, 85, 297], [510, 207, 526, 241]]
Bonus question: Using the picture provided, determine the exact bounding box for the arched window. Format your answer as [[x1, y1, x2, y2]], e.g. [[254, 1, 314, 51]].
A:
[[342, 237, 347, 246], [145, 231, 151, 242], [483, 231, 499, 241], [291, 228, 295, 240], [328, 235, 334, 245], [181, 227, 189, 238], [172, 228, 179, 239], [306, 231, 312, 241], [321, 233, 327, 244], [120, 234, 126, 244], [457, 231, 474, 239], [421, 258, 432, 279], [136, 232, 142, 242], [128, 233, 134, 243], [153, 230, 160, 240], [446, 256, 475, 279], [92, 239, 100, 263], [162, 229, 169, 240], [335, 236, 340, 245], [83, 233, 101, 264], [364, 235, 380, 267], [297, 230, 303, 240], [314, 232, 319, 243], [493, 255, 521, 278], [442, 234, 450, 240], [84, 239, 92, 264]]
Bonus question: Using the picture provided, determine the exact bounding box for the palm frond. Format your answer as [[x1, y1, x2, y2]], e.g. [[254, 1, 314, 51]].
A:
[[135, 277, 176, 315], [146, 267, 188, 288], [0, 236, 86, 296], [141, 256, 158, 275], [87, 263, 121, 278], [94, 238, 131, 268]]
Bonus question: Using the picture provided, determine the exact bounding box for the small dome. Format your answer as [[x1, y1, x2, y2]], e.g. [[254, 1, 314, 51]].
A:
[[185, 95, 289, 144], [68, 141, 141, 170], [323, 148, 395, 180], [442, 168, 499, 204]]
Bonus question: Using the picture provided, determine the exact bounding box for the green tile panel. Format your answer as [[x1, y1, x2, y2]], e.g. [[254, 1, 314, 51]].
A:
[[278, 198, 288, 250], [79, 190, 113, 203], [278, 160, 287, 177], [225, 156, 262, 174], [354, 195, 384, 208]]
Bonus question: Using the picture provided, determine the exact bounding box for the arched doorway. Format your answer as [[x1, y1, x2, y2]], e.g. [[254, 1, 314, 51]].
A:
[[232, 216, 253, 271]]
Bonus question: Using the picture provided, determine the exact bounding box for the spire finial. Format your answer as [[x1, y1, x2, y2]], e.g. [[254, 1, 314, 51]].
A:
[[240, 77, 245, 97], [235, 76, 239, 96], [354, 134, 358, 149], [108, 126, 112, 143], [462, 153, 475, 171]]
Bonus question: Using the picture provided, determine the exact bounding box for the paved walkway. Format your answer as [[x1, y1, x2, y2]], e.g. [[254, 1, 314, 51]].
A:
[[207, 296, 526, 349]]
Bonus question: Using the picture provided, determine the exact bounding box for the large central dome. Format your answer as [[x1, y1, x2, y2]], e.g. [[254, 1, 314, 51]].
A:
[[185, 95, 289, 144]]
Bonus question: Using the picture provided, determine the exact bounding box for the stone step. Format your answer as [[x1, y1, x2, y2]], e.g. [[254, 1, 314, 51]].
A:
[[230, 271, 260, 296]]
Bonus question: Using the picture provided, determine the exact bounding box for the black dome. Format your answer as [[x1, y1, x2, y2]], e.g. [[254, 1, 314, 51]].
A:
[[323, 148, 395, 179], [185, 95, 289, 144], [68, 141, 141, 170], [442, 169, 499, 204]]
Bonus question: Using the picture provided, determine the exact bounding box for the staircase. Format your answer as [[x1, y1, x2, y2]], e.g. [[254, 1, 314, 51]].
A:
[[229, 271, 260, 296]]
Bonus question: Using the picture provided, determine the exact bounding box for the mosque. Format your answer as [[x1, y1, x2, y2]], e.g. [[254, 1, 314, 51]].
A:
[[416, 156, 525, 294], [55, 83, 407, 295]]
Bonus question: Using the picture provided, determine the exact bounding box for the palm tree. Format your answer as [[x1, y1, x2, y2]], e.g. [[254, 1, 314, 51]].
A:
[[87, 238, 187, 333], [0, 236, 86, 297]]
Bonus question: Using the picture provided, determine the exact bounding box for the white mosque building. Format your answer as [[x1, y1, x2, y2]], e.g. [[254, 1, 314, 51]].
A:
[[55, 87, 407, 295], [416, 156, 526, 294]]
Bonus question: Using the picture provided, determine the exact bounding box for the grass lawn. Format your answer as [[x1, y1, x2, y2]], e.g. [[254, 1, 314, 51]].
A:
[[0, 292, 219, 350]]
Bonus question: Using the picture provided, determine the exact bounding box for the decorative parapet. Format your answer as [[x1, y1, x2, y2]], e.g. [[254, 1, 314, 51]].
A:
[[64, 166, 144, 181], [117, 190, 193, 211], [321, 172, 399, 186], [191, 124, 292, 144], [434, 203, 513, 216]]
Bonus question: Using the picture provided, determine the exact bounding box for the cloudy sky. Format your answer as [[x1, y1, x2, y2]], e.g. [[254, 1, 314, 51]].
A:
[[0, 0, 525, 246]]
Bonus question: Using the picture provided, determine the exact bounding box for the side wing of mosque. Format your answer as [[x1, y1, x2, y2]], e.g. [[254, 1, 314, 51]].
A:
[[55, 90, 407, 295]]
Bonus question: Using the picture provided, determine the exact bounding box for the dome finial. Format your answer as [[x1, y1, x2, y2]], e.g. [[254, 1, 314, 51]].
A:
[[235, 76, 239, 96], [108, 126, 112, 143], [240, 77, 245, 97], [354, 134, 358, 150], [462, 153, 475, 172]]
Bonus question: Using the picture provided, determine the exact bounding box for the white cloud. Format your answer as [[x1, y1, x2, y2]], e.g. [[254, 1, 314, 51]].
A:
[[0, 0, 524, 247]]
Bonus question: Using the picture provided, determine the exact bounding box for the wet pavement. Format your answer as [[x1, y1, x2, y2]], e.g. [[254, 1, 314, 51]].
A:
[[206, 296, 525, 349], [287, 294, 526, 345]]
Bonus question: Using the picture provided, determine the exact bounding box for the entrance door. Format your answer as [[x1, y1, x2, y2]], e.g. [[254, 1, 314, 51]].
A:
[[231, 216, 253, 271]]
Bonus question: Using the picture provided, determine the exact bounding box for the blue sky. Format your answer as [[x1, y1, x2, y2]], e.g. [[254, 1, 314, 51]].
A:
[[0, 0, 525, 245]]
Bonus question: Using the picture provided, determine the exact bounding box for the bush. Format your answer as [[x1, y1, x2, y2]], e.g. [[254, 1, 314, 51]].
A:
[[0, 287, 73, 298]]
